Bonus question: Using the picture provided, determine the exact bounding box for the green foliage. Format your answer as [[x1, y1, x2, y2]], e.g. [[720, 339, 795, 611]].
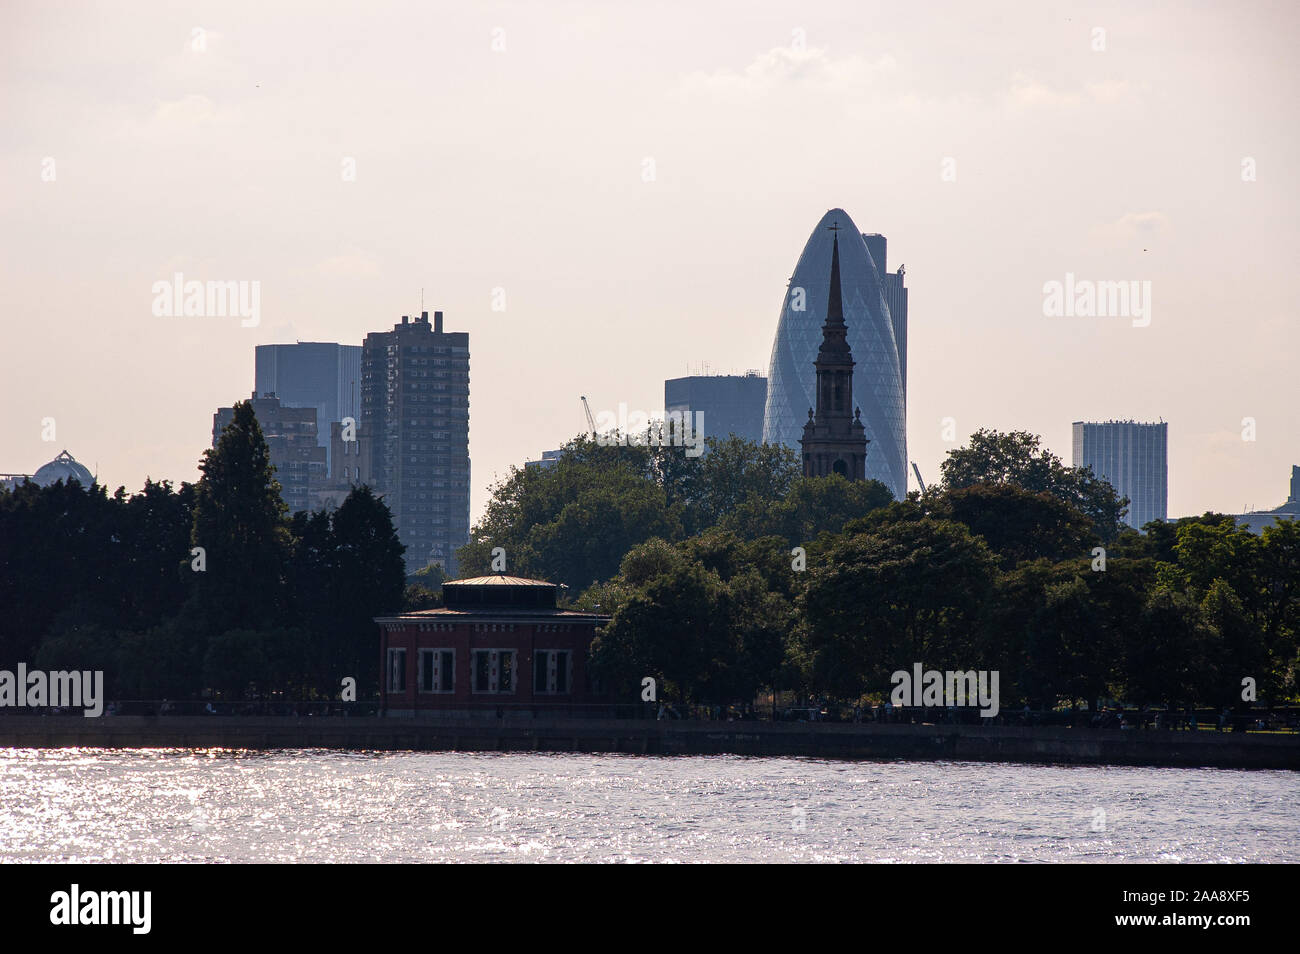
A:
[[6, 419, 1296, 712], [455, 436, 881, 590], [800, 518, 997, 697], [940, 428, 1128, 540], [456, 445, 683, 590], [190, 400, 291, 634], [588, 533, 796, 705], [719, 474, 894, 546], [5, 410, 405, 701], [928, 483, 1095, 569], [203, 627, 310, 699]]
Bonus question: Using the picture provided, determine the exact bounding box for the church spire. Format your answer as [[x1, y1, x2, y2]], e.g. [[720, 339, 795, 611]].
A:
[[826, 227, 845, 328], [799, 223, 868, 481]]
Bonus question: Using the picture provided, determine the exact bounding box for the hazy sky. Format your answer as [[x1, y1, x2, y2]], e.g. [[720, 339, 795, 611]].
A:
[[3, 0, 1297, 523]]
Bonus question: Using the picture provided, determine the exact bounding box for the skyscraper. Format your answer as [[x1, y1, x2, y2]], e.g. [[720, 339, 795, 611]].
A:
[[862, 233, 909, 406], [663, 371, 767, 447], [254, 342, 362, 471], [763, 209, 907, 498], [361, 311, 469, 575], [799, 229, 868, 479], [1072, 420, 1168, 530]]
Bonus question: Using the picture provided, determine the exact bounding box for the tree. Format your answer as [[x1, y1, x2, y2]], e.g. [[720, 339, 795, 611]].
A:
[[1121, 589, 1214, 708], [940, 428, 1127, 540], [190, 400, 291, 635], [801, 518, 997, 699], [719, 474, 893, 546], [0, 477, 118, 668], [1023, 577, 1109, 710], [587, 534, 794, 705], [1201, 579, 1265, 707], [457, 452, 682, 589], [930, 483, 1095, 569], [328, 486, 406, 695], [588, 548, 733, 704]]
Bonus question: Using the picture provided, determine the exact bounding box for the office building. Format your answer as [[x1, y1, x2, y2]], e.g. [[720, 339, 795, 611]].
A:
[[254, 342, 362, 471], [862, 233, 909, 405], [525, 450, 563, 471], [1071, 420, 1168, 530], [663, 372, 766, 447]]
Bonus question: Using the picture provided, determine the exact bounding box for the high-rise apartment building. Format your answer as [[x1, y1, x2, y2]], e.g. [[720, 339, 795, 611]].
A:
[[1071, 420, 1168, 530], [214, 392, 327, 515], [663, 371, 767, 447], [361, 311, 469, 575], [254, 342, 362, 471]]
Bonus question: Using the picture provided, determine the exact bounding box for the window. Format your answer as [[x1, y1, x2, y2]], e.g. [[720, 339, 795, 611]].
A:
[[472, 650, 516, 694], [419, 649, 455, 693], [387, 648, 406, 693], [534, 650, 570, 695]]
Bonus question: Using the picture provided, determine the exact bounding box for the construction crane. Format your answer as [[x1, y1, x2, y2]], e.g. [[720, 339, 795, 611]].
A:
[[911, 462, 928, 494], [580, 396, 596, 438]]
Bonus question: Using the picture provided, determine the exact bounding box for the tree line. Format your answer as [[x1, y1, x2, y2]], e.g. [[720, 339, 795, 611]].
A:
[[459, 430, 1300, 712], [4, 416, 1296, 713], [0, 401, 408, 700]]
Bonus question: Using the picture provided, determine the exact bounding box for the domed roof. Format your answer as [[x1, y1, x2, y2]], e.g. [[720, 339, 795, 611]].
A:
[[32, 450, 94, 487]]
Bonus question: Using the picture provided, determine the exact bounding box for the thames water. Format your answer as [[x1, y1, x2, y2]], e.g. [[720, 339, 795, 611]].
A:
[[1, 749, 1295, 863]]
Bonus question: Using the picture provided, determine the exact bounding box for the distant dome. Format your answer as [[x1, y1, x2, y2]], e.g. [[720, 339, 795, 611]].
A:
[[32, 450, 94, 487]]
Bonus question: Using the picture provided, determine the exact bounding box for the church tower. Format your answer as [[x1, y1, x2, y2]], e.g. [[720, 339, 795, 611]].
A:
[[800, 226, 868, 480]]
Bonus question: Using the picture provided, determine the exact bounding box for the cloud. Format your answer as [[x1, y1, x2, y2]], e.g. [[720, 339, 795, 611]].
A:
[[1090, 211, 1171, 244], [1007, 73, 1140, 108], [152, 94, 240, 127], [315, 249, 382, 279], [681, 45, 897, 98]]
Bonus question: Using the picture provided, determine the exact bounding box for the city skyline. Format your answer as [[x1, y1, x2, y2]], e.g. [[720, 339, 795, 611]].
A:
[[3, 2, 1297, 524]]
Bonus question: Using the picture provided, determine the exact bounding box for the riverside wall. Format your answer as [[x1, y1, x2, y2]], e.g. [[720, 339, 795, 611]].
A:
[[1, 716, 1297, 768]]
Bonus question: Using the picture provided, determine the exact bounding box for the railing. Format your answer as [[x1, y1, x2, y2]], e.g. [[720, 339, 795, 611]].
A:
[[1, 700, 1297, 732]]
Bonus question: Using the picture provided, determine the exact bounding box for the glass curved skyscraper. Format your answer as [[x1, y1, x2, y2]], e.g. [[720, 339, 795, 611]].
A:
[[763, 209, 907, 498]]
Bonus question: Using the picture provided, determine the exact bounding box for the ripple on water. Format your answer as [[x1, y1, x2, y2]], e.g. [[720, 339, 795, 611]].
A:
[[0, 750, 1295, 863]]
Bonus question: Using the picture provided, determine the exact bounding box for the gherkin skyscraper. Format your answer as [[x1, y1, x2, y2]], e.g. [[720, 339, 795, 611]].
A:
[[762, 208, 907, 498]]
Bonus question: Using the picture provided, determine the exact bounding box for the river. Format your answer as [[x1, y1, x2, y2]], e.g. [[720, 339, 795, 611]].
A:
[[1, 749, 1294, 863]]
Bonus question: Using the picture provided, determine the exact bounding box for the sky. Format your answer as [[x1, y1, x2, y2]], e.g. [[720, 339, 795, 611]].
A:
[[2, 0, 1297, 523]]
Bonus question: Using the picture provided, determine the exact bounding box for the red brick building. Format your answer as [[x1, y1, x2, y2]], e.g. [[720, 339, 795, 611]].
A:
[[376, 575, 610, 715]]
